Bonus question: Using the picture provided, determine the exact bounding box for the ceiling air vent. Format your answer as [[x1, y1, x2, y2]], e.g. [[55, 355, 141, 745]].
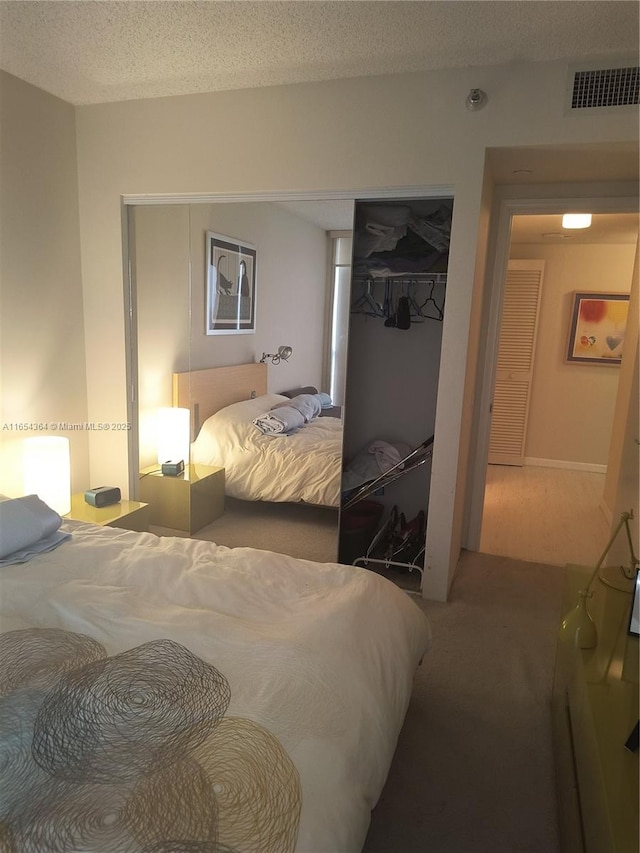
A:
[[569, 65, 639, 110]]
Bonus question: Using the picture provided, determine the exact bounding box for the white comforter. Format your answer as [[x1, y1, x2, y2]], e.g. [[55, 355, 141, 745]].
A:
[[0, 522, 431, 853], [190, 394, 343, 507]]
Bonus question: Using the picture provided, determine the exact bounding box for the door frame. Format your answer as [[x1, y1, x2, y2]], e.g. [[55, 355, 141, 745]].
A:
[[465, 192, 639, 551]]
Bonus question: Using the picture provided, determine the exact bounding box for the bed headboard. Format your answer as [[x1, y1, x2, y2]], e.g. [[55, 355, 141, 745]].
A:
[[172, 363, 268, 438]]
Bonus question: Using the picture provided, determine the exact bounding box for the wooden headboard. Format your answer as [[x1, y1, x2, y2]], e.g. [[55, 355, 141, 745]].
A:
[[172, 363, 268, 439]]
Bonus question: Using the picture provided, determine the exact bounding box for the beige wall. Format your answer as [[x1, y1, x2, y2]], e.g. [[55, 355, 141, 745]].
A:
[[603, 241, 639, 562], [509, 242, 637, 467], [134, 202, 329, 469], [0, 71, 88, 498], [73, 59, 638, 600], [132, 205, 191, 467], [188, 203, 329, 386]]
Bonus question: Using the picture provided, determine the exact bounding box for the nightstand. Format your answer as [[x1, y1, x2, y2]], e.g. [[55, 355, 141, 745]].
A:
[[66, 493, 150, 532], [139, 464, 225, 534]]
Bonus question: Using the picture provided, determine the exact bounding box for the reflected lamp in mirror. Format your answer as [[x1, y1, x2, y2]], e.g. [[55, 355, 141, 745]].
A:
[[156, 407, 190, 465], [22, 436, 71, 515], [260, 345, 293, 365]]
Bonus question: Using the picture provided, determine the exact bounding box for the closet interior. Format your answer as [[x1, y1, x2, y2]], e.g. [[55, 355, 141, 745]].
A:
[[339, 197, 453, 583]]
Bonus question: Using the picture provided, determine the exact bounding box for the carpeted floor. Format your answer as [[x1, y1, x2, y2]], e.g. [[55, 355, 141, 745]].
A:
[[363, 550, 565, 853], [188, 498, 566, 851], [154, 497, 339, 563]]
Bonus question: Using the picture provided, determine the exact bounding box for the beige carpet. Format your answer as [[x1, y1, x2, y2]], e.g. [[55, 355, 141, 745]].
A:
[[363, 550, 564, 853], [185, 497, 339, 563], [188, 499, 565, 851]]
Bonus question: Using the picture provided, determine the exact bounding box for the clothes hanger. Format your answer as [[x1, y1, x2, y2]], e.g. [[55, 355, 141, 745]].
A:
[[419, 279, 444, 321], [351, 277, 384, 317]]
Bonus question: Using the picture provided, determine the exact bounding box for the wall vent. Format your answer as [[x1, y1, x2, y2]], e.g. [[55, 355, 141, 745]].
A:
[[570, 65, 639, 110]]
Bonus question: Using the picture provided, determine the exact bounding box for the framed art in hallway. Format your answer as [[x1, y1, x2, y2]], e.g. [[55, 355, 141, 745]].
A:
[[206, 231, 257, 335], [566, 291, 629, 365]]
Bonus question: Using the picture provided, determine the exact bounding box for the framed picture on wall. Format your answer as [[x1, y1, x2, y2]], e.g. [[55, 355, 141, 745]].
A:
[[566, 291, 629, 365], [205, 231, 257, 335]]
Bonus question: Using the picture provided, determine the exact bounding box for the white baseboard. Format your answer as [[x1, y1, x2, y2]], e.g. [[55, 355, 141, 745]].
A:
[[524, 457, 607, 475]]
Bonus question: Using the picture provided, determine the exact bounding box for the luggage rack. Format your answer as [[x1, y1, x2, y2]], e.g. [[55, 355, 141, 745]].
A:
[[341, 435, 434, 511]]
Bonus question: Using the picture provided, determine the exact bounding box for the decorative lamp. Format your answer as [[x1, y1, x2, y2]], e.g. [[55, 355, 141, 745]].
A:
[[560, 510, 638, 649], [156, 407, 190, 465], [22, 436, 71, 515], [259, 345, 293, 365]]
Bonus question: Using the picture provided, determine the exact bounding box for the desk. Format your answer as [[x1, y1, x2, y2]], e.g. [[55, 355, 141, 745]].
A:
[[553, 564, 639, 853]]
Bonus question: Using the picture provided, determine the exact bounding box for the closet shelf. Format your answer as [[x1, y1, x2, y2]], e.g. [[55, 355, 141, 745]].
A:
[[351, 272, 448, 284]]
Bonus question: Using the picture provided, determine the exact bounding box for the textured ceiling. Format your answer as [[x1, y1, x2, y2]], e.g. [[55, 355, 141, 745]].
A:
[[0, 1, 638, 105]]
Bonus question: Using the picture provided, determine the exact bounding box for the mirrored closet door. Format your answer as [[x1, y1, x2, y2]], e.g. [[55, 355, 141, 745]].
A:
[[126, 198, 354, 559]]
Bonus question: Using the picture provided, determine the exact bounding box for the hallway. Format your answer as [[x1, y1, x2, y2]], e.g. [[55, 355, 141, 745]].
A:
[[480, 465, 610, 567]]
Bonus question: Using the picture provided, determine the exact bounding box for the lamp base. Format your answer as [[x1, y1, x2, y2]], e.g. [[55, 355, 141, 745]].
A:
[[560, 589, 597, 649], [598, 564, 636, 593]]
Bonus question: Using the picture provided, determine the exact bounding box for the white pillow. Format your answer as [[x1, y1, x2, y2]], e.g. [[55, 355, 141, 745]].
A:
[[206, 394, 288, 427]]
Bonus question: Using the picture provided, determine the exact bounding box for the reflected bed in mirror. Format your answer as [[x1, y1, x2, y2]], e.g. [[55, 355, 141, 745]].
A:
[[173, 364, 343, 508]]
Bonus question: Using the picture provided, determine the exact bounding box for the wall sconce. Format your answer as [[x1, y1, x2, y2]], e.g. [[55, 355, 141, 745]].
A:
[[465, 88, 487, 111], [22, 436, 71, 515], [259, 345, 293, 365], [156, 407, 190, 465]]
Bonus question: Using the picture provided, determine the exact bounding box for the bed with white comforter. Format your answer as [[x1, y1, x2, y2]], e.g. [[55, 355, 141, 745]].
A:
[[0, 517, 430, 853], [190, 393, 342, 507]]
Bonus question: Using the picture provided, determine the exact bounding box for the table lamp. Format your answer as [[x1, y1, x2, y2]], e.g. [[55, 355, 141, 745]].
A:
[[156, 407, 190, 467], [22, 436, 71, 515], [561, 510, 638, 649]]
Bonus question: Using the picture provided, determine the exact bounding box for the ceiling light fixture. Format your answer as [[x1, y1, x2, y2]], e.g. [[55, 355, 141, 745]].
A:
[[562, 213, 592, 229], [465, 88, 487, 111]]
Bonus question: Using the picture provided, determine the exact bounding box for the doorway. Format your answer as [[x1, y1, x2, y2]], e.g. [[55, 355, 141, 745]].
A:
[[479, 209, 638, 566]]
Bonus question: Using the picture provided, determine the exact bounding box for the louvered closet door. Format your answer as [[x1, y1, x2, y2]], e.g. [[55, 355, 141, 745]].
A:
[[488, 260, 544, 466]]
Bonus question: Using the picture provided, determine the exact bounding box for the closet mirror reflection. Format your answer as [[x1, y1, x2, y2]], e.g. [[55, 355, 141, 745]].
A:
[[128, 198, 354, 560]]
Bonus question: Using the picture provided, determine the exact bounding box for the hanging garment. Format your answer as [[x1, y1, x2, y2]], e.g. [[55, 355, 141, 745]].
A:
[[396, 296, 411, 330]]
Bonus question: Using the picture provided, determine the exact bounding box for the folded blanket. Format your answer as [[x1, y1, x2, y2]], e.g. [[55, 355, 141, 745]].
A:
[[253, 406, 306, 435], [0, 494, 71, 567], [369, 440, 405, 472], [341, 441, 413, 491], [316, 392, 333, 409], [270, 393, 322, 422]]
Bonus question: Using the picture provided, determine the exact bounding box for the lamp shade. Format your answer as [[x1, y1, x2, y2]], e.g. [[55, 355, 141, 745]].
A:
[[22, 436, 71, 515], [156, 407, 190, 464]]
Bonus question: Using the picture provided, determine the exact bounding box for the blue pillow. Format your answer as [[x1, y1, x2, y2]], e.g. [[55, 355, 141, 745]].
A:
[[0, 495, 70, 566]]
